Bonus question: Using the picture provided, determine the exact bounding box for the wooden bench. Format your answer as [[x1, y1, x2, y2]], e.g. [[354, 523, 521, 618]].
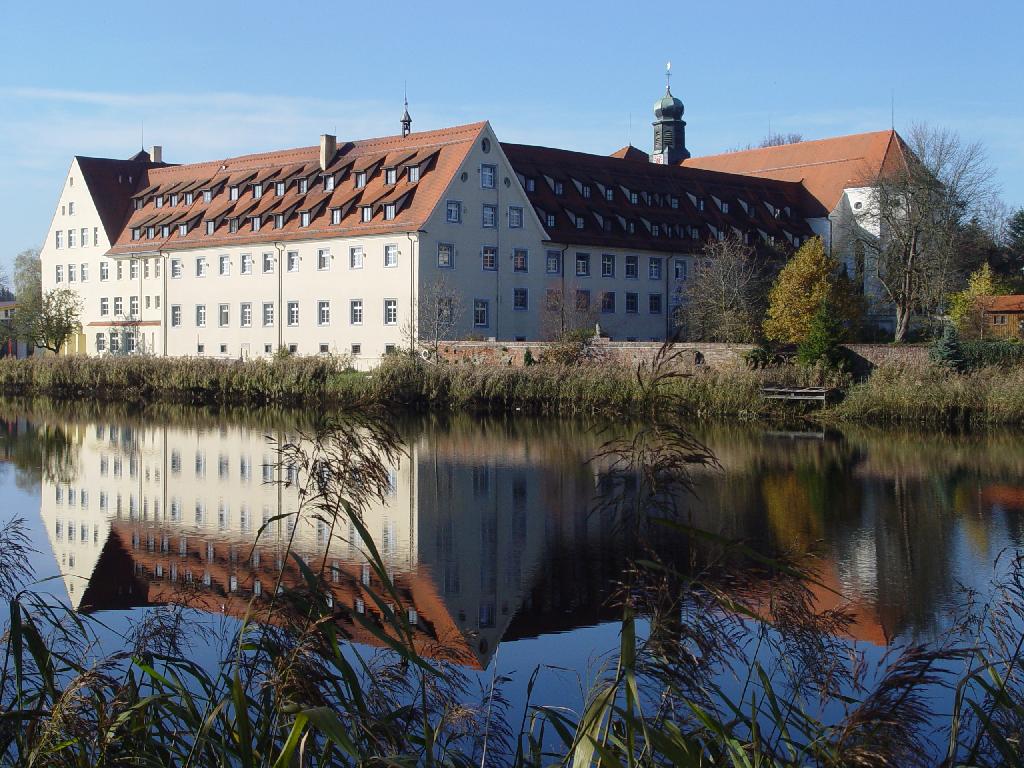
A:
[[760, 386, 834, 403]]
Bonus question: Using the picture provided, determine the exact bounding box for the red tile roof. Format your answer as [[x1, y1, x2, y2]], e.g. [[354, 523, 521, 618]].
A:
[[985, 295, 1024, 313], [503, 142, 822, 254], [76, 156, 164, 244], [683, 130, 908, 212], [105, 122, 487, 256]]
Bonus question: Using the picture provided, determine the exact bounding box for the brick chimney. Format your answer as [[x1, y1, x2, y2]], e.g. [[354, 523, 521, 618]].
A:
[[149, 145, 163, 163], [319, 134, 336, 171]]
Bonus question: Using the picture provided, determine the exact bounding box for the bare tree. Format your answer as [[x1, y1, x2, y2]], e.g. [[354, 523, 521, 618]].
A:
[[759, 131, 804, 148], [405, 274, 465, 359], [675, 235, 771, 342], [851, 123, 999, 342], [540, 285, 598, 341]]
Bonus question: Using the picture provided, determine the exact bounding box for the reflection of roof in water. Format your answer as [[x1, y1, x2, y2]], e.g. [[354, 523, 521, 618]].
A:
[[80, 522, 490, 669]]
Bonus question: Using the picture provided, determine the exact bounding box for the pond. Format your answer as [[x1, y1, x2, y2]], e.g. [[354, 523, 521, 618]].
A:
[[3, 402, 1024, 757]]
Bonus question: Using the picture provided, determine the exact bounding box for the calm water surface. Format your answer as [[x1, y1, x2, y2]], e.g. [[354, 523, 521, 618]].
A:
[[3, 404, 1024, 716]]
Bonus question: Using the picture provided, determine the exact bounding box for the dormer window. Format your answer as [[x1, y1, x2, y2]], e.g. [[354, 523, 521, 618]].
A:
[[355, 171, 367, 188], [385, 167, 397, 185], [628, 221, 636, 234], [147, 226, 155, 239], [178, 223, 188, 236], [546, 213, 556, 228], [133, 198, 142, 211], [384, 203, 396, 220], [229, 186, 239, 201], [298, 178, 308, 194], [582, 184, 591, 199], [274, 213, 284, 229], [229, 218, 239, 233], [630, 191, 639, 204], [605, 188, 614, 201], [300, 211, 310, 227], [670, 196, 679, 209], [276, 181, 285, 196], [185, 192, 194, 205], [554, 180, 564, 195], [253, 183, 263, 199], [575, 215, 584, 230], [331, 208, 342, 225], [155, 196, 164, 209], [408, 165, 420, 182], [251, 216, 261, 232], [526, 177, 536, 192], [652, 224, 660, 237], [203, 189, 212, 203], [161, 224, 170, 238], [696, 198, 705, 211], [170, 194, 179, 206], [323, 175, 334, 192], [132, 228, 141, 241], [361, 206, 372, 222], [205, 220, 215, 235], [721, 201, 730, 214]]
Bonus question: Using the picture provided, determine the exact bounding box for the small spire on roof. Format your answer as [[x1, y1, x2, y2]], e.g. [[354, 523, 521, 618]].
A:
[[665, 61, 672, 94], [401, 83, 412, 138]]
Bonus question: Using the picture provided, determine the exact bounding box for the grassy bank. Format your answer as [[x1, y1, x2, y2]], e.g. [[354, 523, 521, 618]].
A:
[[4, 353, 1024, 424]]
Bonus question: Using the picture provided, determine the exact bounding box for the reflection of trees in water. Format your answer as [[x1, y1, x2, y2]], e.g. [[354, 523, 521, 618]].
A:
[[0, 414, 78, 491]]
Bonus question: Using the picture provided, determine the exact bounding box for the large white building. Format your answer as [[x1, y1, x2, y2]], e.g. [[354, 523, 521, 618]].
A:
[[38, 83, 900, 362]]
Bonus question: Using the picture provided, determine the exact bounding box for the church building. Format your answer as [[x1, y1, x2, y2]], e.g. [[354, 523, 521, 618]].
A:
[[37, 78, 901, 363]]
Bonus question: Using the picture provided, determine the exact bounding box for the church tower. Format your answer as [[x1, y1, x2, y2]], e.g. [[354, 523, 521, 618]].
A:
[[651, 63, 689, 164]]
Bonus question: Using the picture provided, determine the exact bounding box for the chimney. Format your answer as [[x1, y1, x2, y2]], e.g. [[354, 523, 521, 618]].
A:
[[319, 134, 336, 171], [149, 145, 163, 163]]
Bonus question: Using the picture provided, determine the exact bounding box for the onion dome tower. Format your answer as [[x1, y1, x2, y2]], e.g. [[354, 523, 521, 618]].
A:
[[651, 62, 689, 163]]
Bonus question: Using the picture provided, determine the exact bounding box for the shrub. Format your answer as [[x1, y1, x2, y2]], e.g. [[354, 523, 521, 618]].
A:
[[796, 300, 845, 368]]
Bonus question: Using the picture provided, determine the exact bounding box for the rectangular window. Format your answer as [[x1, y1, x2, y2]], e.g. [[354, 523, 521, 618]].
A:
[[275, 181, 285, 196], [508, 206, 523, 228], [317, 249, 330, 270], [385, 167, 397, 184], [178, 222, 189, 236], [576, 290, 590, 311], [129, 296, 139, 316], [351, 343, 361, 355], [113, 297, 122, 315], [219, 254, 231, 276], [170, 259, 182, 278], [605, 187, 614, 201], [481, 246, 497, 271], [384, 244, 398, 267], [196, 257, 207, 277], [513, 249, 528, 272], [262, 252, 274, 273], [205, 220, 215, 235], [274, 213, 284, 229], [287, 251, 299, 272], [186, 191, 194, 205], [130, 260, 138, 279], [241, 253, 253, 274], [262, 302, 274, 327], [318, 300, 330, 326], [250, 217, 260, 232], [80, 227, 88, 247], [323, 175, 334, 191], [228, 218, 239, 234], [649, 293, 663, 314], [407, 165, 420, 182], [482, 204, 496, 228], [196, 304, 207, 326], [55, 230, 63, 249], [674, 259, 688, 281], [350, 299, 363, 325], [240, 302, 252, 327], [446, 200, 461, 223], [601, 291, 616, 313], [649, 257, 662, 280], [100, 261, 109, 280], [171, 305, 181, 326], [383, 299, 398, 325], [68, 264, 76, 281], [575, 252, 590, 276], [298, 178, 308, 194], [349, 246, 364, 269], [625, 255, 638, 279], [287, 301, 299, 326], [481, 164, 496, 189], [473, 299, 489, 327], [203, 189, 212, 203], [300, 211, 310, 227], [95, 333, 106, 352], [331, 208, 341, 225], [601, 254, 615, 278], [546, 213, 556, 228], [513, 288, 528, 311], [100, 297, 109, 316], [625, 292, 638, 314], [437, 242, 454, 268], [546, 250, 561, 274], [229, 186, 239, 201], [218, 304, 229, 327], [360, 206, 372, 222], [355, 171, 366, 188], [384, 203, 396, 220]]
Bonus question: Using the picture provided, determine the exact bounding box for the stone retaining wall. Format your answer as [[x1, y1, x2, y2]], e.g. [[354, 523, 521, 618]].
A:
[[436, 340, 930, 371]]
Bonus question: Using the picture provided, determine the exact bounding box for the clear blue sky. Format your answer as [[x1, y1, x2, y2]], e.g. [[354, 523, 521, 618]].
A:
[[1, 0, 1021, 281]]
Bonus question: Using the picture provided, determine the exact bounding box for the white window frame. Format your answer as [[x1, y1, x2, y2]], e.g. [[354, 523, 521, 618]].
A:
[[383, 299, 398, 326], [350, 299, 363, 325], [317, 300, 331, 326]]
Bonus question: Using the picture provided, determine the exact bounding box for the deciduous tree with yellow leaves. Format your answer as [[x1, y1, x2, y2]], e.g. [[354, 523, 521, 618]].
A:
[[946, 263, 1004, 339], [763, 237, 863, 343]]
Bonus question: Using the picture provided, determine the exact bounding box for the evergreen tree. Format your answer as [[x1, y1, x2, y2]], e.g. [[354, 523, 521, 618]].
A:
[[796, 299, 846, 368], [930, 323, 966, 373]]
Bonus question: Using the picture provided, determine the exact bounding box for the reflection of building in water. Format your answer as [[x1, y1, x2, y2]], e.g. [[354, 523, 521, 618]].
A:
[[39, 419, 603, 668]]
